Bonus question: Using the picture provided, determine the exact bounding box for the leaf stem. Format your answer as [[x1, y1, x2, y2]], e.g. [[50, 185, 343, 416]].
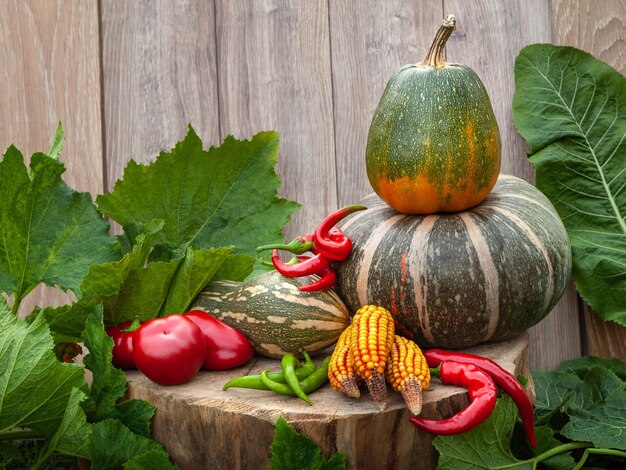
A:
[[0, 428, 43, 441], [11, 295, 21, 316], [572, 447, 626, 470], [532, 441, 590, 464], [491, 442, 591, 469], [31, 447, 53, 470]]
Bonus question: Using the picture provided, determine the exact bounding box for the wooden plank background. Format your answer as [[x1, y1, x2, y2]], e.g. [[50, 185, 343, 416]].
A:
[[1, 0, 624, 370]]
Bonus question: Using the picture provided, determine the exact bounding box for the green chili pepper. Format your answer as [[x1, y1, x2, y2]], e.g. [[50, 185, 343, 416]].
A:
[[258, 356, 331, 402], [281, 354, 313, 405], [293, 351, 317, 380], [298, 356, 330, 393], [223, 360, 315, 391], [260, 369, 300, 398]]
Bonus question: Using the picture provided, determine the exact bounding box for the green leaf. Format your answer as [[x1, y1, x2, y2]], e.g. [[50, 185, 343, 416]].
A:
[[82, 305, 129, 420], [513, 44, 626, 325], [434, 396, 531, 470], [0, 295, 9, 316], [0, 301, 87, 439], [559, 355, 626, 381], [161, 246, 234, 315], [123, 450, 179, 469], [114, 399, 157, 438], [534, 366, 624, 420], [43, 228, 161, 341], [533, 364, 626, 450], [82, 306, 155, 437], [88, 419, 170, 470], [269, 417, 345, 470], [0, 146, 120, 302], [42, 387, 92, 459], [97, 127, 300, 260], [48, 122, 64, 160], [562, 390, 626, 450], [533, 370, 588, 420]]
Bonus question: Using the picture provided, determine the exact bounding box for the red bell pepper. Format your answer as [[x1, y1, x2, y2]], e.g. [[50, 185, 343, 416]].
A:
[[184, 310, 254, 370], [106, 320, 138, 369], [133, 315, 205, 385]]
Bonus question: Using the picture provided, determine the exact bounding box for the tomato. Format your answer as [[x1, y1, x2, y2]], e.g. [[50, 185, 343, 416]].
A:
[[133, 315, 205, 385], [106, 321, 136, 369], [184, 310, 254, 370]]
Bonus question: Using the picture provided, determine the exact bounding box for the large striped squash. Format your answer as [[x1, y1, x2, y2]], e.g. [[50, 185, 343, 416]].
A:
[[335, 175, 571, 348], [191, 271, 350, 358]]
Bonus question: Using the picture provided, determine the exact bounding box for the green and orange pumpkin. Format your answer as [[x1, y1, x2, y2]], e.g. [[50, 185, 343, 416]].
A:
[[366, 14, 501, 214], [334, 175, 572, 349]]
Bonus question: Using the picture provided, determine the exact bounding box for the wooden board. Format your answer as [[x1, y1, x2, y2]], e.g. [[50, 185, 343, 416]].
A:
[[214, 0, 338, 239], [100, 0, 221, 188], [0, 0, 103, 315], [126, 333, 531, 470]]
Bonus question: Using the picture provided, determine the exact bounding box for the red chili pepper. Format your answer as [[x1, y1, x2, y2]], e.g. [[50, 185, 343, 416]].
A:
[[184, 310, 254, 370], [410, 361, 497, 435], [424, 349, 536, 447], [271, 249, 332, 277], [133, 314, 205, 385], [106, 319, 141, 369], [299, 268, 337, 292], [256, 233, 316, 255], [313, 205, 366, 261]]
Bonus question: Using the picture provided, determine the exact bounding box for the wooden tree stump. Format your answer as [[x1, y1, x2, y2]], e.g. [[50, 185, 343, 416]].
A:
[[126, 333, 532, 470]]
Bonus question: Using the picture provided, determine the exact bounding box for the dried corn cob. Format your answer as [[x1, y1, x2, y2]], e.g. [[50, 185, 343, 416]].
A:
[[328, 325, 360, 398], [350, 305, 395, 409], [386, 335, 430, 415]]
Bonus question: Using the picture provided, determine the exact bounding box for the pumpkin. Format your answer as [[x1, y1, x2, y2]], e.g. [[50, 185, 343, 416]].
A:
[[366, 14, 501, 214], [334, 175, 571, 348], [191, 271, 350, 358]]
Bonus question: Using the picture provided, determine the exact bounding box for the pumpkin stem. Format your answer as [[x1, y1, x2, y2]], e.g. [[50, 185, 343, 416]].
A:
[[419, 14, 456, 68]]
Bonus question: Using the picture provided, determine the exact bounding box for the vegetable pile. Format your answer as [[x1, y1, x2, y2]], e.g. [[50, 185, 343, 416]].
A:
[[1, 9, 623, 470], [333, 13, 574, 350]]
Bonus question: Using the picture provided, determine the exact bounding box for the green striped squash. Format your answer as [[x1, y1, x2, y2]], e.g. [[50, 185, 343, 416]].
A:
[[366, 14, 501, 214], [191, 271, 350, 358], [335, 175, 572, 348]]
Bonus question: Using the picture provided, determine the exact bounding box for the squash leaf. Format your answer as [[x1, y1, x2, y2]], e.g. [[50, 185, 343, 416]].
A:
[[533, 364, 626, 451], [269, 417, 345, 470], [82, 306, 156, 437], [0, 144, 120, 305], [513, 44, 626, 325], [434, 396, 531, 470], [88, 419, 173, 470], [0, 297, 89, 445], [97, 127, 300, 264]]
